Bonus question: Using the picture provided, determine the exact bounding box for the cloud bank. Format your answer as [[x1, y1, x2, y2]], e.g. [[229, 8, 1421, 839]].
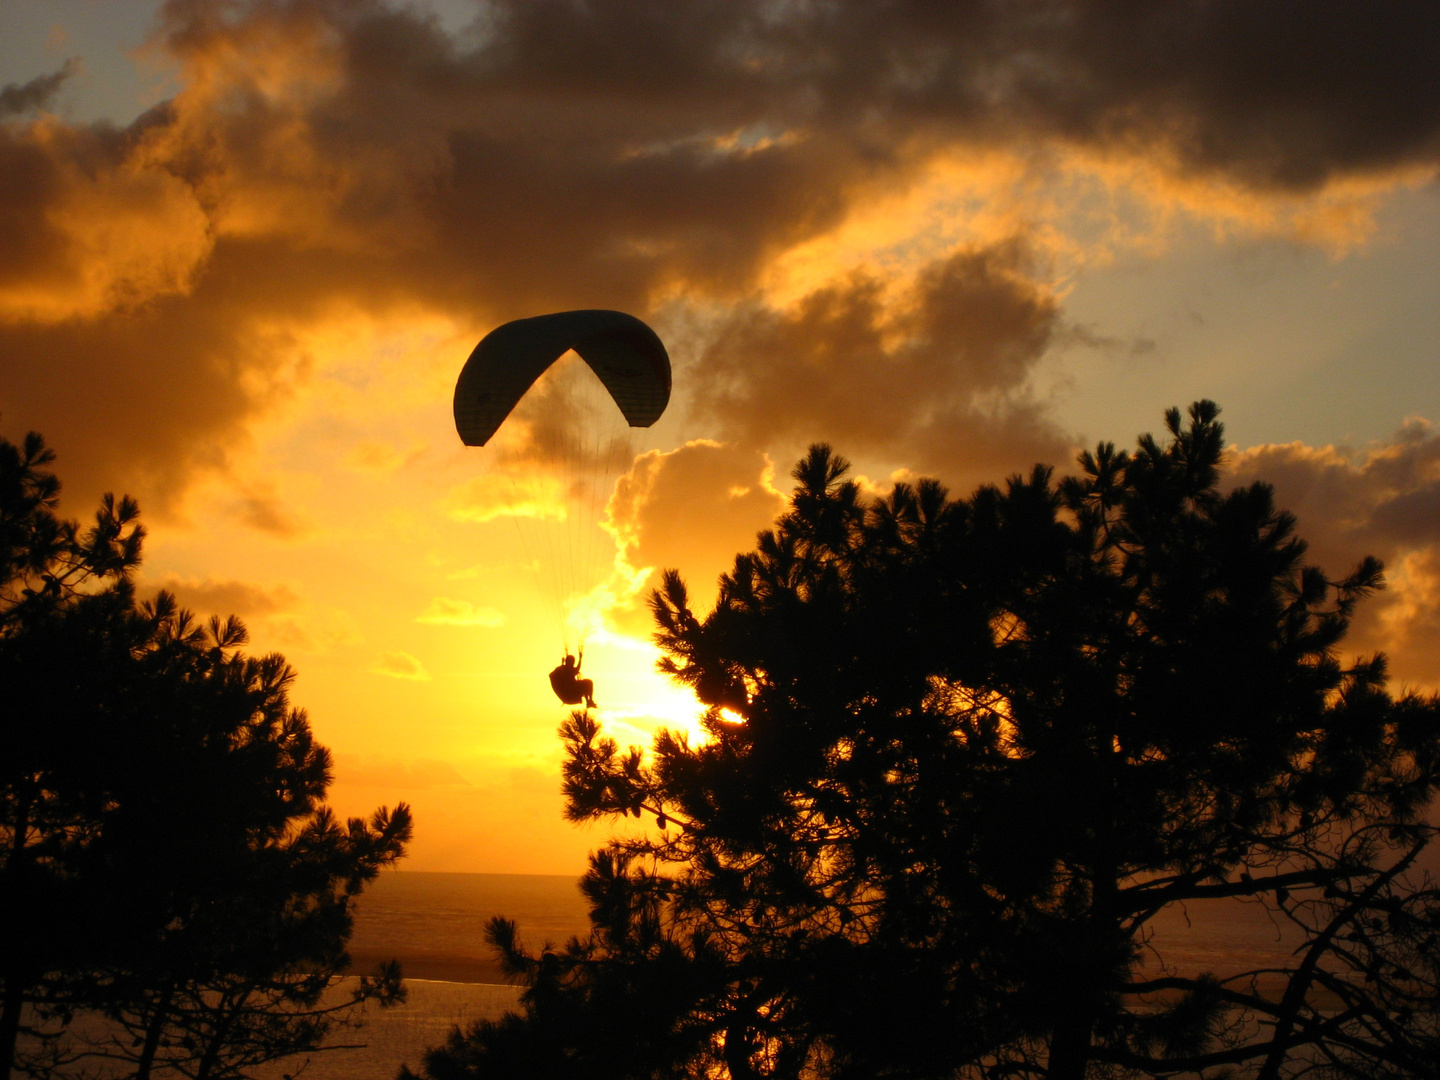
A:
[[1, 0, 1435, 510]]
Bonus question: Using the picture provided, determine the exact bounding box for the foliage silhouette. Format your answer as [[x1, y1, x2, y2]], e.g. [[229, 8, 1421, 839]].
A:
[[0, 431, 413, 1079], [412, 402, 1440, 1079]]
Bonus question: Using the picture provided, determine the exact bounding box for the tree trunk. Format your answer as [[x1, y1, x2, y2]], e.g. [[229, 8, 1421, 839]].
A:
[[2, 791, 36, 1078], [0, 971, 26, 1080], [135, 984, 175, 1080], [1046, 741, 1122, 1080], [1045, 997, 1098, 1080], [195, 984, 250, 1080]]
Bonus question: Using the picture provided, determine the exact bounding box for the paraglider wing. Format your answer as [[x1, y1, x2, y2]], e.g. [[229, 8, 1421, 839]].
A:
[[454, 310, 671, 446]]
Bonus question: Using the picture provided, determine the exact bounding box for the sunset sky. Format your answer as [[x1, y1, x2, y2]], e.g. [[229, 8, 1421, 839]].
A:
[[2, 0, 1438, 874]]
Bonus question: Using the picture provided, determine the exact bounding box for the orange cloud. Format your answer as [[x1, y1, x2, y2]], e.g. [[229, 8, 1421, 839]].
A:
[[229, 477, 309, 536], [333, 753, 474, 790], [0, 118, 212, 324], [448, 468, 566, 524], [346, 439, 428, 474], [143, 575, 357, 658], [148, 574, 300, 618], [372, 650, 431, 681], [606, 440, 786, 629], [416, 598, 506, 627]]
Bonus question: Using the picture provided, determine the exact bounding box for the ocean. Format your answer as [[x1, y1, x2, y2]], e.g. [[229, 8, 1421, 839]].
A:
[[256, 872, 594, 1079], [345, 871, 594, 986]]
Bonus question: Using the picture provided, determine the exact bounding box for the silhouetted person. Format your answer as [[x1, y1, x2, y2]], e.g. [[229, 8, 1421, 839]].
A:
[[549, 654, 595, 709]]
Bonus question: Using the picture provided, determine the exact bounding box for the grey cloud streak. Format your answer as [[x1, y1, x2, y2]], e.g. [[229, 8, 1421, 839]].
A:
[[0, 61, 80, 118]]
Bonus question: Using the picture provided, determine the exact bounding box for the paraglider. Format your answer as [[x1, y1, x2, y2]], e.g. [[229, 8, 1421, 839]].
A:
[[548, 654, 596, 710], [454, 310, 670, 447], [454, 310, 672, 708]]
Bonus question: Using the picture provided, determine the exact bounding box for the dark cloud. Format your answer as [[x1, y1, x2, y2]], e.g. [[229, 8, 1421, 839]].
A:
[[1228, 420, 1440, 688], [687, 241, 1071, 480], [0, 61, 79, 118], [0, 119, 210, 320], [148, 575, 301, 619], [1229, 421, 1440, 570], [788, 0, 1440, 191], [426, 0, 1440, 194], [1042, 1, 1440, 190], [1, 0, 1434, 511]]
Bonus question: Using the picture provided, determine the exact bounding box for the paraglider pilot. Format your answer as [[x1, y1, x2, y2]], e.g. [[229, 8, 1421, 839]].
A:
[[549, 654, 596, 710], [454, 310, 671, 720]]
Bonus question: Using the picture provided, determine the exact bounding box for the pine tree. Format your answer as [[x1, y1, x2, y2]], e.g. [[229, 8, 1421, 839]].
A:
[[0, 432, 413, 1079], [413, 403, 1440, 1079]]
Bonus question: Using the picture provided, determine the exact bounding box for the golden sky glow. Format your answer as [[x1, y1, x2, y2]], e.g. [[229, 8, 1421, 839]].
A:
[[3, 0, 1438, 872]]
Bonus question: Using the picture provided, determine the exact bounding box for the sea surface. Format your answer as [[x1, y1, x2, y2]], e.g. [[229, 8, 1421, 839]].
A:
[[266, 871, 594, 1080], [346, 871, 594, 985]]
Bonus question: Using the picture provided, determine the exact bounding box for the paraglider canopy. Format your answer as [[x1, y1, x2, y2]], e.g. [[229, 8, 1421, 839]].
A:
[[454, 310, 671, 447], [452, 309, 672, 661]]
